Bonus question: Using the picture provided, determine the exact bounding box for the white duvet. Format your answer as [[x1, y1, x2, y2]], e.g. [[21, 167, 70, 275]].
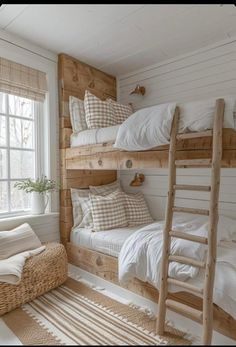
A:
[[114, 95, 236, 151], [118, 213, 236, 290]]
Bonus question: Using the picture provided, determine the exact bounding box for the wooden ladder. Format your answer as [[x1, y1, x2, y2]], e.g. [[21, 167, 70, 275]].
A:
[[156, 98, 225, 345]]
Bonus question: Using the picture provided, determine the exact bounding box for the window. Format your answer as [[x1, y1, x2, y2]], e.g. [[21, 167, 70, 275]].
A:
[[0, 92, 43, 217]]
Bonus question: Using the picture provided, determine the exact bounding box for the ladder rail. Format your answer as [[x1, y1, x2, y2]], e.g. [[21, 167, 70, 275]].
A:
[[202, 98, 225, 345], [156, 99, 225, 345], [156, 106, 180, 334]]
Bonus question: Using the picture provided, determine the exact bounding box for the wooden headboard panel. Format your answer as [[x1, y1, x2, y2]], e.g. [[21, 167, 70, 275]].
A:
[[59, 53, 117, 245]]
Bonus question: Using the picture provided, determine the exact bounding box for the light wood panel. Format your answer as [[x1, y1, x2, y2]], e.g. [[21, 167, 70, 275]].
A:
[[58, 53, 117, 245], [65, 129, 236, 170], [66, 242, 236, 341]]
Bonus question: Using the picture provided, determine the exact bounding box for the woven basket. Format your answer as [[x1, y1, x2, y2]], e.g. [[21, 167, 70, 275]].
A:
[[0, 242, 68, 316]]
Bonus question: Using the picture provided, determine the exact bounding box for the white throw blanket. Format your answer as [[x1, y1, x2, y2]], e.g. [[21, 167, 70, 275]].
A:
[[0, 246, 45, 285]]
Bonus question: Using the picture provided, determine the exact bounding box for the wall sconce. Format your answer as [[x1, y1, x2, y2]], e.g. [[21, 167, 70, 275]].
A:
[[130, 173, 145, 187], [130, 84, 146, 96]]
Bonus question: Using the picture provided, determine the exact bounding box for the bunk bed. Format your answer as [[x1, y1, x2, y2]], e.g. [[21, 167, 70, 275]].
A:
[[59, 53, 236, 342]]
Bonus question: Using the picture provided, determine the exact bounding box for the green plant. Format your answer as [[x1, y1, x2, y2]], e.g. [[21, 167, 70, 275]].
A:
[[14, 176, 59, 194]]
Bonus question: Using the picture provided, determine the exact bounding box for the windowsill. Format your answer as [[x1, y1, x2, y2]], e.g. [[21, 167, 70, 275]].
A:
[[0, 212, 59, 226]]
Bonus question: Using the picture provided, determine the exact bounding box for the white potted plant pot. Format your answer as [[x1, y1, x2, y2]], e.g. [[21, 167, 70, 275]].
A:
[[31, 192, 48, 215]]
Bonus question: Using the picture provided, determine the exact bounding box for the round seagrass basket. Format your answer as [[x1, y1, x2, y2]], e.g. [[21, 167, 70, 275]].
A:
[[0, 242, 68, 316]]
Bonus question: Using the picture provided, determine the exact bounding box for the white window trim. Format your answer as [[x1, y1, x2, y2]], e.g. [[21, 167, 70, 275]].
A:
[[0, 94, 45, 218]]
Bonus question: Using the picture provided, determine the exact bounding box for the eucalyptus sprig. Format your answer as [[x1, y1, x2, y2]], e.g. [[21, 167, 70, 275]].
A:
[[14, 176, 59, 194]]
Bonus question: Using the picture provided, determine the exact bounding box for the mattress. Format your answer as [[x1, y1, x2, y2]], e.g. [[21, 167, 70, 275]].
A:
[[70, 225, 142, 257], [70, 125, 120, 148], [71, 226, 236, 319]]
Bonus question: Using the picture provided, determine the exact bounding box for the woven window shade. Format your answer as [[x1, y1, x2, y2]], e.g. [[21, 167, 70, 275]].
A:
[[0, 57, 48, 101]]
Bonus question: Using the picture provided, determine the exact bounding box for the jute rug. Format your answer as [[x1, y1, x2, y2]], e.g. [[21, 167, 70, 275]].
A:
[[2, 277, 191, 345]]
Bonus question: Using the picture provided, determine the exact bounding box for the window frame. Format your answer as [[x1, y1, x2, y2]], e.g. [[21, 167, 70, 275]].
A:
[[0, 93, 44, 218]]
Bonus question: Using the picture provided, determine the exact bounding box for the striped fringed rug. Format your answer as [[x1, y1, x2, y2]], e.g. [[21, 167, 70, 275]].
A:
[[2, 278, 191, 345]]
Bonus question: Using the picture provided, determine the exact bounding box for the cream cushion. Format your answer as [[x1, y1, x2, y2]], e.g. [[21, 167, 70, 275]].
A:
[[71, 188, 93, 229], [0, 223, 42, 260], [89, 180, 121, 196], [69, 96, 87, 133]]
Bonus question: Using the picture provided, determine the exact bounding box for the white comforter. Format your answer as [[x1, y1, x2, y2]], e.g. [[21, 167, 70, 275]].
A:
[[118, 214, 235, 289]]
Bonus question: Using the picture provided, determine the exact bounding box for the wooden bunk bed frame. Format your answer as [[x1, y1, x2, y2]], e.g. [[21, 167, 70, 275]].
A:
[[59, 53, 236, 341]]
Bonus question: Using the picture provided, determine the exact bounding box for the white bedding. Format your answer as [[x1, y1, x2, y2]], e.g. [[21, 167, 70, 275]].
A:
[[70, 125, 119, 147], [114, 96, 236, 151]]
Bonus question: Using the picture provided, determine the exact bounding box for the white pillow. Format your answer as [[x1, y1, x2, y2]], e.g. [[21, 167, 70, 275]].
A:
[[123, 192, 154, 226], [0, 223, 42, 260], [114, 102, 177, 151], [71, 188, 93, 229], [89, 180, 121, 196], [84, 90, 116, 129], [178, 95, 236, 132], [69, 96, 87, 133], [90, 190, 128, 231]]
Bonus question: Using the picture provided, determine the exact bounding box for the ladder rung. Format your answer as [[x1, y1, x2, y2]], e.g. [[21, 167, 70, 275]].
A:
[[165, 299, 203, 323], [167, 277, 204, 295], [173, 206, 209, 216], [176, 130, 213, 140], [175, 159, 212, 167], [174, 184, 211, 192], [169, 230, 208, 244], [169, 255, 206, 268]]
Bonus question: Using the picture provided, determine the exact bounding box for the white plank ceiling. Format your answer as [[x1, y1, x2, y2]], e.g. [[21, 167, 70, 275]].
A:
[[1, 4, 236, 75]]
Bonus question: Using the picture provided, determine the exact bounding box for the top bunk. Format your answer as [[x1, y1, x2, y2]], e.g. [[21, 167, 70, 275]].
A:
[[58, 54, 236, 171], [64, 99, 236, 170]]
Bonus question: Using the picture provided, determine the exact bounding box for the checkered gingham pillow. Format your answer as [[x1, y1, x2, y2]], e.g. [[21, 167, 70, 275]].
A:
[[71, 188, 93, 229], [90, 190, 128, 231], [84, 90, 116, 129], [107, 98, 133, 124], [89, 180, 121, 196], [123, 192, 154, 226]]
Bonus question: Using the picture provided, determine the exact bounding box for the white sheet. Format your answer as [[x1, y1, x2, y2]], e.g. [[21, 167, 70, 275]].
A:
[[118, 213, 236, 319], [70, 125, 120, 147], [70, 225, 142, 258]]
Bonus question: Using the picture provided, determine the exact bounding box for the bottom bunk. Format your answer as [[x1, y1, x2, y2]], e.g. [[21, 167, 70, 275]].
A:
[[66, 224, 236, 341]]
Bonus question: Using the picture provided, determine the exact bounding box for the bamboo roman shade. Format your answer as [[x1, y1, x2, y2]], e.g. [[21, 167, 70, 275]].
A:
[[0, 57, 48, 101]]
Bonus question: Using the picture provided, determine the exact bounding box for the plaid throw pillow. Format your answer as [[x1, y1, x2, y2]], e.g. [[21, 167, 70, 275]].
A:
[[71, 188, 93, 229], [107, 98, 133, 124], [69, 96, 87, 133], [123, 192, 154, 226], [89, 180, 121, 196], [84, 90, 116, 129], [90, 190, 128, 231]]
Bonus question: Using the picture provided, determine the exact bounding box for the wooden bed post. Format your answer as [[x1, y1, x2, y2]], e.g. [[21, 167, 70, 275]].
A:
[[202, 98, 225, 345], [58, 53, 117, 246]]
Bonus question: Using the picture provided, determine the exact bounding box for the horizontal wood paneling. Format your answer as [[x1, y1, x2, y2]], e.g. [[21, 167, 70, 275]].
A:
[[118, 40, 236, 221]]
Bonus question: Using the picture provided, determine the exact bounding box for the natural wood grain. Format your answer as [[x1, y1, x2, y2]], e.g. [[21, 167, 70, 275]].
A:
[[58, 53, 117, 245], [169, 255, 205, 269], [165, 299, 203, 322], [202, 98, 225, 345], [172, 206, 209, 215], [167, 278, 203, 295], [169, 230, 208, 244]]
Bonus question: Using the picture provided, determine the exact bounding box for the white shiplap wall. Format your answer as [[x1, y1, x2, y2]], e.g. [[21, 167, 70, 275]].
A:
[[118, 39, 236, 220]]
